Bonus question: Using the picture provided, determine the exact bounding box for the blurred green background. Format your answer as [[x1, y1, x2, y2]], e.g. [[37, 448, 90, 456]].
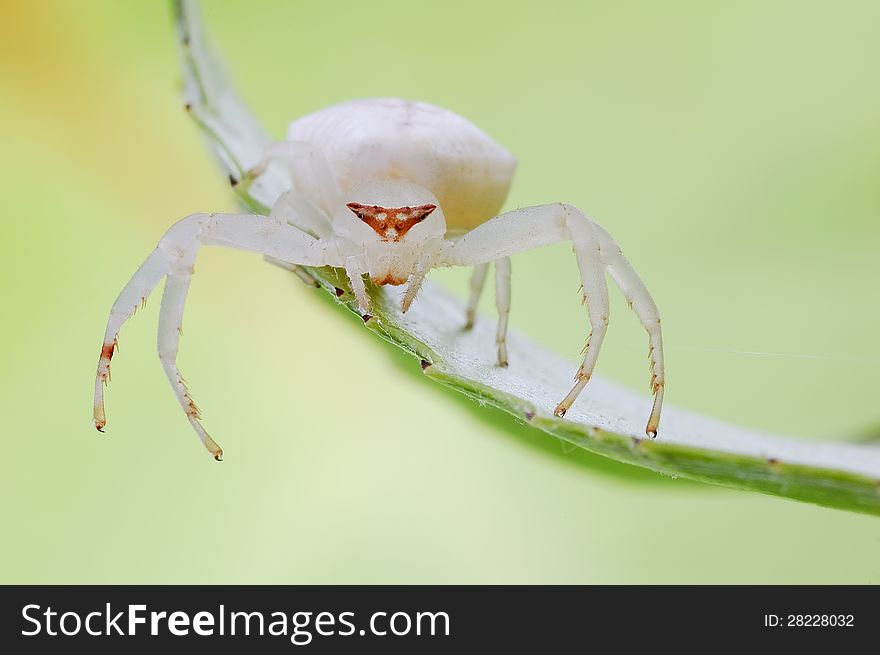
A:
[[2, 0, 879, 583]]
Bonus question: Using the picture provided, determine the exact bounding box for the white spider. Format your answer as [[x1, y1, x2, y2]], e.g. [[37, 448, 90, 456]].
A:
[[94, 98, 664, 460]]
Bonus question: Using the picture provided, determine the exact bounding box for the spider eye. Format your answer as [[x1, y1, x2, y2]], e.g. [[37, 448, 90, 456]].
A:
[[356, 212, 364, 219]]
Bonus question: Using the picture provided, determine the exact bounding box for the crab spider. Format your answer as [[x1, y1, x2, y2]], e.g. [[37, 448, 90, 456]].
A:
[[94, 98, 664, 460]]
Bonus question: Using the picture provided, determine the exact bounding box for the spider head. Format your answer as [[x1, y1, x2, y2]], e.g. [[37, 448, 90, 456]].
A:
[[333, 181, 446, 285]]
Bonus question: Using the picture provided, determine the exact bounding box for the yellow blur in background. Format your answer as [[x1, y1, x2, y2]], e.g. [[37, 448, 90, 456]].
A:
[[1, 1, 879, 583]]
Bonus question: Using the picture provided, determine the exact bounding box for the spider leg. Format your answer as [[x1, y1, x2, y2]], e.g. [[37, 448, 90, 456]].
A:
[[464, 263, 489, 329], [269, 187, 334, 239], [553, 206, 610, 419], [344, 258, 371, 316], [252, 142, 343, 286], [94, 250, 170, 432], [590, 221, 665, 436], [402, 251, 435, 313], [442, 203, 663, 436], [263, 256, 321, 288], [494, 257, 512, 367], [94, 212, 330, 458], [173, 116, 328, 290], [157, 261, 223, 457], [264, 188, 338, 287], [462, 259, 511, 366]]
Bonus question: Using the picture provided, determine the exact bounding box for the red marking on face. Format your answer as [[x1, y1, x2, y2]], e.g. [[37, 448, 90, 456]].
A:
[[346, 202, 437, 242]]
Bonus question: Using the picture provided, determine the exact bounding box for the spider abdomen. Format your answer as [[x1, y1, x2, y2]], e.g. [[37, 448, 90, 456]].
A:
[[287, 98, 517, 234]]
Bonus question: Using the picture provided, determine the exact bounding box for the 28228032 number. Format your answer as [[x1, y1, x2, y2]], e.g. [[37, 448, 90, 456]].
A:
[[787, 615, 853, 627]]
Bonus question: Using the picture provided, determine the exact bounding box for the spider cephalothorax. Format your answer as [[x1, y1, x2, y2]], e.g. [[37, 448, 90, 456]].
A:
[[346, 202, 437, 243], [95, 97, 665, 460]]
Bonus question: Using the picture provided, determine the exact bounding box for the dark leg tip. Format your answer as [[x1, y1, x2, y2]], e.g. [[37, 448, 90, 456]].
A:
[[361, 313, 372, 323], [420, 359, 431, 370], [228, 174, 239, 187], [334, 287, 345, 297]]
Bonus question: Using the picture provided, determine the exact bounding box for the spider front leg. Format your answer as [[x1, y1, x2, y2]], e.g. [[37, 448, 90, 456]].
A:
[[94, 212, 330, 458], [443, 203, 664, 437]]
